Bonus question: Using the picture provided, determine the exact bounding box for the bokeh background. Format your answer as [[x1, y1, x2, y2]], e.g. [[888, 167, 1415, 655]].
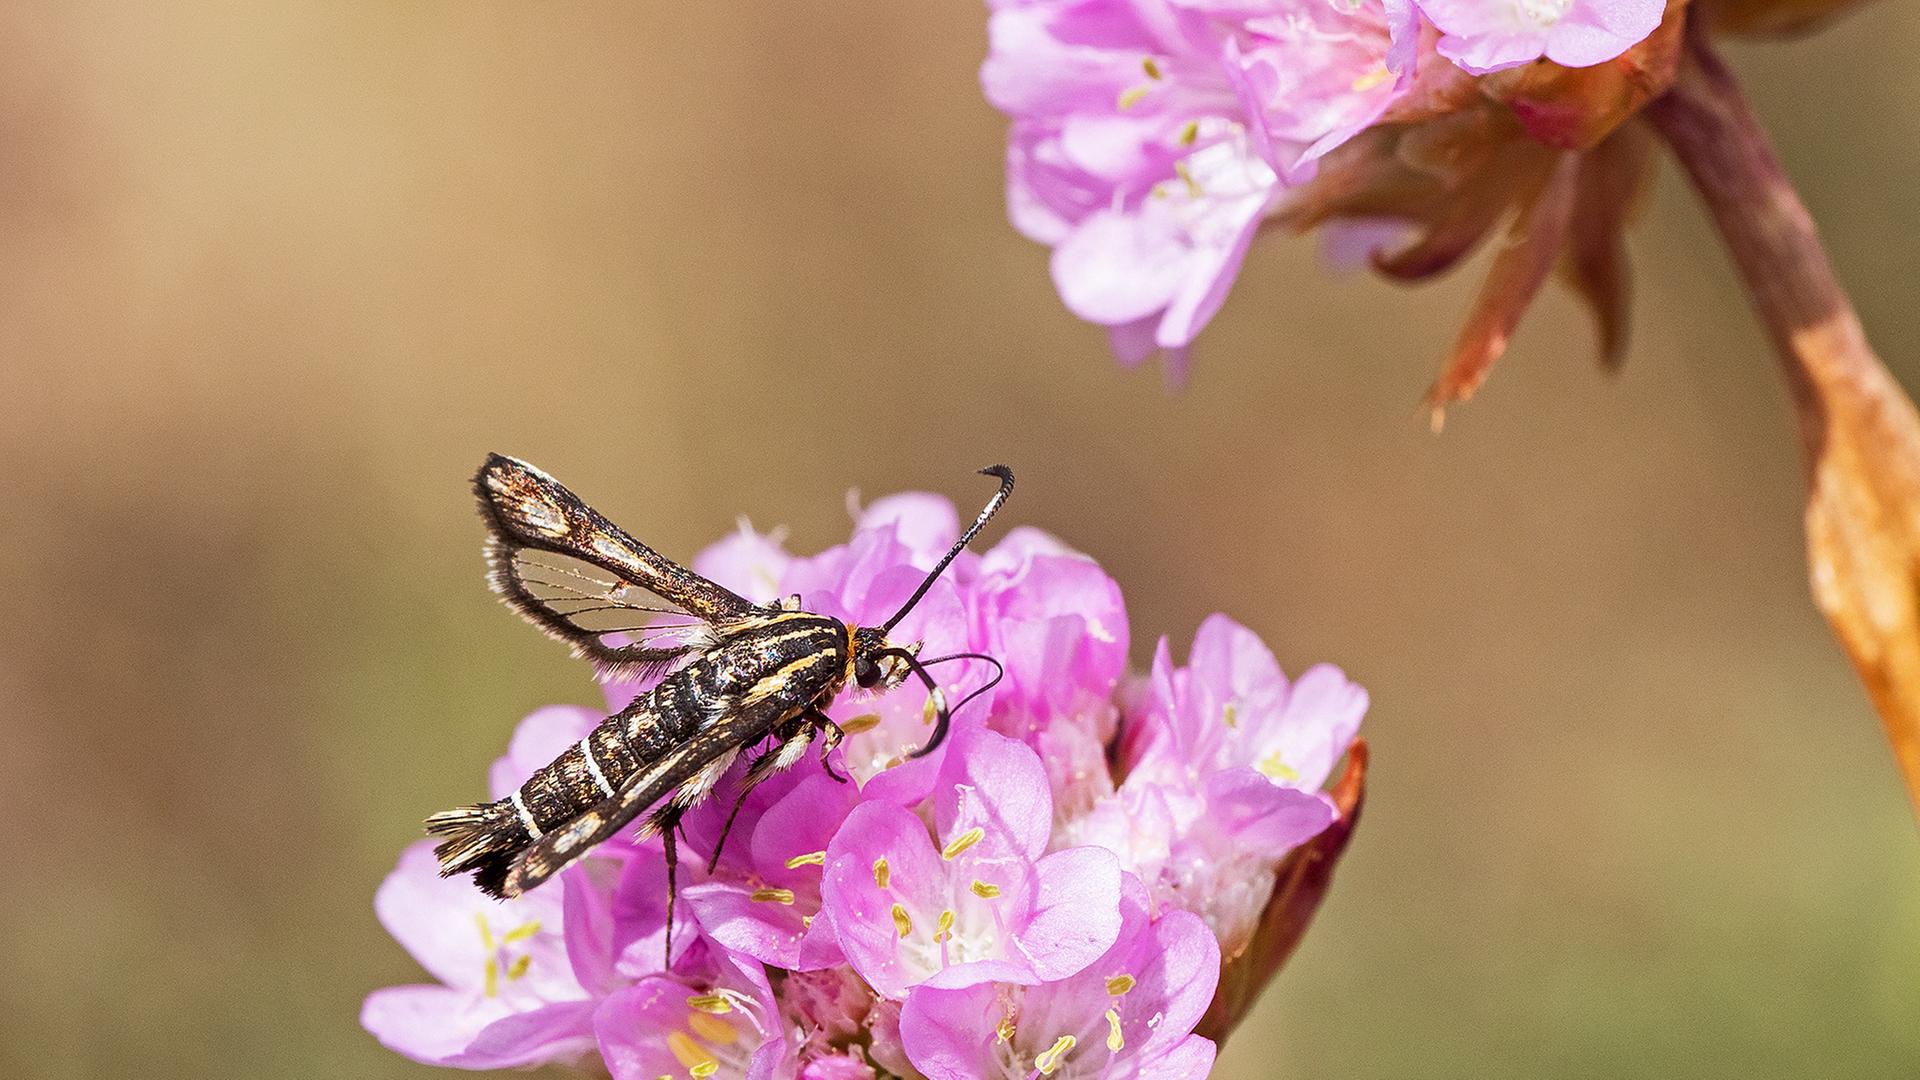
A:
[[4, 3, 1918, 1078]]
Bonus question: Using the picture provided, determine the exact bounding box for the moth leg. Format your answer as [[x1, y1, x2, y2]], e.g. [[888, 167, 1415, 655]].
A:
[[804, 706, 849, 784], [707, 724, 817, 873], [650, 804, 686, 970]]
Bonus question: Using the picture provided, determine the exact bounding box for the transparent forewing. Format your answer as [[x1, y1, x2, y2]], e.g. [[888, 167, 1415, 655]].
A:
[[475, 454, 753, 620], [475, 454, 752, 679], [497, 545, 714, 662]]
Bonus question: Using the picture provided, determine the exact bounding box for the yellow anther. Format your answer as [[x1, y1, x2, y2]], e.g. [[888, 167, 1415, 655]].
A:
[[1141, 56, 1163, 80], [483, 956, 499, 998], [750, 887, 795, 905], [688, 1011, 739, 1045], [1174, 159, 1201, 198], [1178, 120, 1199, 146], [970, 879, 1002, 899], [873, 857, 891, 889], [690, 1062, 719, 1079], [935, 908, 955, 942], [506, 955, 531, 981], [1223, 702, 1239, 728], [922, 692, 943, 726], [1257, 751, 1300, 782], [891, 902, 913, 938], [1117, 85, 1151, 111], [667, 1031, 716, 1071], [474, 913, 495, 951], [785, 850, 827, 869], [1034, 1034, 1077, 1075], [1105, 973, 1137, 996], [1106, 1007, 1125, 1051], [996, 1014, 1018, 1043], [500, 919, 542, 944], [686, 994, 733, 1014], [1351, 64, 1392, 92], [942, 826, 985, 860], [841, 713, 882, 735]]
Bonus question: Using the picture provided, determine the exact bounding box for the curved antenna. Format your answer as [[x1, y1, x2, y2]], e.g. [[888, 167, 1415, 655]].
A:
[[877, 648, 951, 759], [918, 651, 1005, 718], [880, 465, 1015, 634]]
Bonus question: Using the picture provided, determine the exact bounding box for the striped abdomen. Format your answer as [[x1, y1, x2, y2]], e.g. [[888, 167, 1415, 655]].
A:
[[428, 611, 850, 896]]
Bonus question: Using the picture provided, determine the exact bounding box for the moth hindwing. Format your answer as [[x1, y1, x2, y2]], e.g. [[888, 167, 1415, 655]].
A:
[[428, 456, 1015, 958]]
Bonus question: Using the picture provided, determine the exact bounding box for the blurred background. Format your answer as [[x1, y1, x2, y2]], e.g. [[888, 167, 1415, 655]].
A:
[[3, 2, 1917, 1078]]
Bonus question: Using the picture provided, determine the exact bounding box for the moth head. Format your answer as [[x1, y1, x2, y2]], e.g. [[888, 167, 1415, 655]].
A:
[[851, 627, 916, 691]]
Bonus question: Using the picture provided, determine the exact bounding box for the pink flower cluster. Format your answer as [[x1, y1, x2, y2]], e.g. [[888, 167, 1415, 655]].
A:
[[984, 0, 1665, 373], [364, 490, 1366, 1079]]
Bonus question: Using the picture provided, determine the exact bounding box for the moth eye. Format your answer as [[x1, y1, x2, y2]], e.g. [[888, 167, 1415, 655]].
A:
[[855, 657, 881, 688]]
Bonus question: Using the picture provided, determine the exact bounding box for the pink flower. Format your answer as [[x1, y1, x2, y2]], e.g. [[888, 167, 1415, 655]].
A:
[[1416, 0, 1667, 73], [367, 485, 1368, 1073], [360, 842, 606, 1069], [821, 727, 1124, 998], [898, 875, 1221, 1079], [681, 771, 861, 972], [1066, 614, 1367, 952], [593, 939, 791, 1080], [983, 0, 1416, 369], [970, 525, 1129, 820]]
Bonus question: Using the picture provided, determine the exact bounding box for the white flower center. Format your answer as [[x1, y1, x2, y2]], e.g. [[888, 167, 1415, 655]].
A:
[[1511, 0, 1574, 29]]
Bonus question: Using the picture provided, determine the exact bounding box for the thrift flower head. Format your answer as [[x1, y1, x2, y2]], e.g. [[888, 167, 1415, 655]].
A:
[[367, 484, 1368, 1074], [981, 0, 1697, 409], [985, 0, 1416, 372]]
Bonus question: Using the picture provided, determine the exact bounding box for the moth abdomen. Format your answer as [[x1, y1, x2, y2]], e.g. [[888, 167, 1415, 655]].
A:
[[425, 801, 523, 899]]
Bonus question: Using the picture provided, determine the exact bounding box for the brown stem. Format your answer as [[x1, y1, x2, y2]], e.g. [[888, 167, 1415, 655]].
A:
[[1646, 19, 1920, 818]]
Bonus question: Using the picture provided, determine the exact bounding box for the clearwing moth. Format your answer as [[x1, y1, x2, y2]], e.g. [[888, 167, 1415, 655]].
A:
[[427, 454, 1011, 956]]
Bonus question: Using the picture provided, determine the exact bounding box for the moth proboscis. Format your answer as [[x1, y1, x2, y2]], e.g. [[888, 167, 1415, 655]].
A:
[[426, 454, 1011, 960]]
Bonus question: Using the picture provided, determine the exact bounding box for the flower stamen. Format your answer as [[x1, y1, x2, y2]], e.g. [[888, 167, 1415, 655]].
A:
[[1034, 1034, 1077, 1075], [942, 826, 985, 860]]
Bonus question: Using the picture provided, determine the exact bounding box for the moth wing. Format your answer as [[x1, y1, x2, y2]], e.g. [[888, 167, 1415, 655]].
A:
[[501, 716, 765, 896], [476, 453, 756, 680]]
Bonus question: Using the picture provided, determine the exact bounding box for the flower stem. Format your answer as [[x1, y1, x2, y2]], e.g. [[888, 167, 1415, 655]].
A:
[[1646, 19, 1920, 819]]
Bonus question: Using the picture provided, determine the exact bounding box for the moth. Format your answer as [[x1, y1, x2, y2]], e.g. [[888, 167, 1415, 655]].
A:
[[427, 454, 1012, 924]]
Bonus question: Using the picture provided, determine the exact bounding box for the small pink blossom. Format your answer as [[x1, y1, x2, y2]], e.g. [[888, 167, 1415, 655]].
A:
[[898, 875, 1221, 1080], [822, 727, 1123, 998], [984, 0, 1416, 368], [593, 940, 790, 1080], [1416, 0, 1666, 73], [1066, 614, 1367, 952], [360, 842, 604, 1070]]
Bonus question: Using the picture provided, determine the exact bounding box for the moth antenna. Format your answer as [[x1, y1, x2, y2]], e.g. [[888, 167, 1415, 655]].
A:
[[918, 651, 1005, 717], [880, 465, 1015, 634], [879, 648, 953, 760]]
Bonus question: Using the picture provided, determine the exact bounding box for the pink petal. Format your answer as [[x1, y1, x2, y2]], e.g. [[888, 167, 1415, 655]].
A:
[[1052, 208, 1187, 325], [1021, 846, 1124, 980], [1201, 768, 1338, 858], [897, 983, 998, 1080]]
